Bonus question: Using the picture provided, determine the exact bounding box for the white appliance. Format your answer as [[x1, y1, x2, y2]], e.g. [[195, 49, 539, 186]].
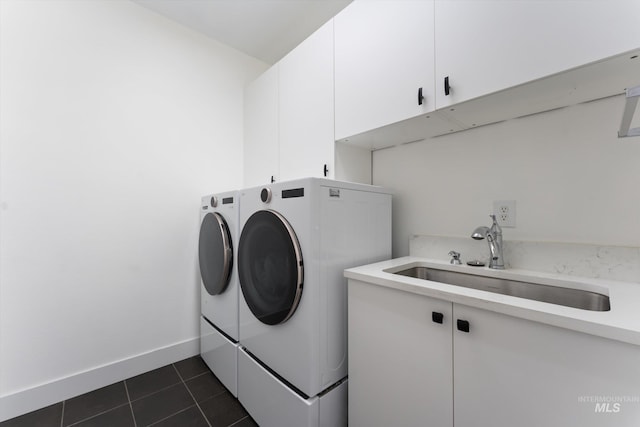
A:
[[198, 191, 239, 397], [236, 178, 392, 427]]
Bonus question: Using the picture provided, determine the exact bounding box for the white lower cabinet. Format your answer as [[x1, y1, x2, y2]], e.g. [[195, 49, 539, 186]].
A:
[[453, 304, 640, 427], [348, 279, 640, 427], [348, 280, 452, 427]]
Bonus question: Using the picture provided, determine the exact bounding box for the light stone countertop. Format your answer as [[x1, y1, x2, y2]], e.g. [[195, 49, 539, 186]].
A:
[[344, 256, 640, 346]]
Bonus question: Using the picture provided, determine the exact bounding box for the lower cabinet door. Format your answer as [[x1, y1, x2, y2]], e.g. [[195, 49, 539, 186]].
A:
[[348, 280, 453, 427], [453, 304, 640, 427]]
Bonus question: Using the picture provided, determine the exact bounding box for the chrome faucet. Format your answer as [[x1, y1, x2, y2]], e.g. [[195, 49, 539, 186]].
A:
[[471, 214, 505, 269]]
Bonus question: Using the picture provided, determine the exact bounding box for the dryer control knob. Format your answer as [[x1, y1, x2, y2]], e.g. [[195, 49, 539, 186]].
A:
[[210, 196, 218, 207], [260, 188, 272, 203]]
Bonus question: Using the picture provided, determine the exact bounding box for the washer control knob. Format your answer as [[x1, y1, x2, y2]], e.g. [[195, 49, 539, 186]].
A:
[[210, 196, 218, 207], [260, 188, 272, 203]]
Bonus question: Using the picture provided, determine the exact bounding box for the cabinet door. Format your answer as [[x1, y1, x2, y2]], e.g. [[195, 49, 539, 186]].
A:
[[348, 280, 453, 427], [278, 20, 334, 181], [453, 304, 640, 427], [334, 0, 436, 141], [243, 65, 278, 187], [435, 0, 640, 109]]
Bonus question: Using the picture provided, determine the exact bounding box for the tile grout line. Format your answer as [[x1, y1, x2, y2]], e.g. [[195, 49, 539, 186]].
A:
[[64, 402, 131, 427], [196, 390, 231, 407], [172, 363, 212, 427], [228, 415, 251, 427], [124, 380, 138, 427], [60, 400, 65, 427], [194, 388, 250, 426], [128, 378, 183, 404], [185, 370, 211, 382], [146, 404, 199, 427]]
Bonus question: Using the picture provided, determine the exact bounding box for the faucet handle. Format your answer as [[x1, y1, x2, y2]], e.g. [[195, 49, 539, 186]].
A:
[[448, 250, 462, 265]]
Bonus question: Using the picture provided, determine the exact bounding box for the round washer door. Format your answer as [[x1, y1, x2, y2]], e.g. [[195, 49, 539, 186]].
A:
[[198, 212, 233, 296], [238, 210, 303, 325]]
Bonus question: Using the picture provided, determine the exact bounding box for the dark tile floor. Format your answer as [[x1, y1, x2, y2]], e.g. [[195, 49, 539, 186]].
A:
[[1, 356, 257, 427]]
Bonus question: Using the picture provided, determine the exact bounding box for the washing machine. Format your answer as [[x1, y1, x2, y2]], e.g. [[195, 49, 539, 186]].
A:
[[198, 190, 239, 397], [236, 178, 392, 427]]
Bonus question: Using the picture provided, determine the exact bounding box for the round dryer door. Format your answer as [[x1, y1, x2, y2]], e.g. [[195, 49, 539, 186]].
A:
[[238, 210, 303, 325], [198, 212, 233, 296]]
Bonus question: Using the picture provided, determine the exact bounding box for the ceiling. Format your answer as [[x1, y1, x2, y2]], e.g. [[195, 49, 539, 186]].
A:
[[133, 0, 353, 65]]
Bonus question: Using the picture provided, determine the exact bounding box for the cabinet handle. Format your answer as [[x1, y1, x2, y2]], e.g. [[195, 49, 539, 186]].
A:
[[444, 76, 451, 96], [270, 175, 275, 183], [432, 311, 444, 324], [457, 319, 470, 333], [323, 164, 328, 177], [418, 87, 424, 105]]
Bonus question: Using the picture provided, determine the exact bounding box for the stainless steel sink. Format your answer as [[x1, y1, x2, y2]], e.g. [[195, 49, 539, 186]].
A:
[[394, 267, 610, 311]]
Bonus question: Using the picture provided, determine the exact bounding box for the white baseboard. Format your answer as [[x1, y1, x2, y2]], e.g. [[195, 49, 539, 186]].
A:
[[0, 337, 200, 422]]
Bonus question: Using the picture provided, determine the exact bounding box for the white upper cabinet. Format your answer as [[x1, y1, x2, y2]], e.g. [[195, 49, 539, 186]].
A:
[[244, 20, 341, 186], [249, 0, 640, 161], [278, 20, 335, 182], [434, 0, 640, 109], [332, 0, 640, 149], [243, 65, 279, 187], [334, 0, 439, 142]]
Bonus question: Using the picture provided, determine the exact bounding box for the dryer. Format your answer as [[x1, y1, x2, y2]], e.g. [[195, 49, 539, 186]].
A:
[[198, 191, 239, 397], [236, 178, 392, 427]]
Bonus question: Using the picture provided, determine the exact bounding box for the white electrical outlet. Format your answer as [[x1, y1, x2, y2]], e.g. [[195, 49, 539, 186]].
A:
[[493, 200, 516, 227]]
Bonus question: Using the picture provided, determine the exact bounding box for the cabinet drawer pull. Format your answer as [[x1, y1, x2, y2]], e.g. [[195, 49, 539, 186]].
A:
[[323, 164, 328, 177], [444, 76, 451, 96], [432, 311, 444, 324], [418, 87, 424, 105], [457, 319, 470, 333], [270, 175, 275, 183]]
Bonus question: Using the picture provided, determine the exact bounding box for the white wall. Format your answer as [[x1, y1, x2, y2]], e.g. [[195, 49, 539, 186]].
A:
[[0, 0, 267, 419], [373, 95, 640, 257]]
